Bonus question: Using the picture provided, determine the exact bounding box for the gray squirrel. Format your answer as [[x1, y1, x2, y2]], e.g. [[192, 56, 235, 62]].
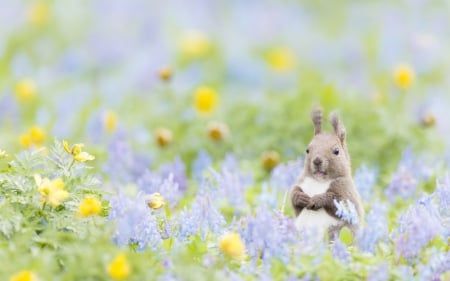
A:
[[291, 108, 364, 239]]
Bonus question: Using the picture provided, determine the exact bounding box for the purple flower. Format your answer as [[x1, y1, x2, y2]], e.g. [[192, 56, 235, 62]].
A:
[[269, 157, 303, 191], [393, 195, 443, 260], [160, 157, 187, 192], [209, 167, 253, 208], [137, 172, 182, 208], [435, 174, 450, 237], [367, 263, 389, 281], [354, 165, 378, 202], [357, 201, 388, 253], [192, 150, 213, 181], [417, 251, 450, 281], [332, 238, 350, 263], [334, 199, 359, 225]]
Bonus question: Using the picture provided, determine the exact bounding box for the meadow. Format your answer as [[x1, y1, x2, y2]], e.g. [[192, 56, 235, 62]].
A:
[[0, 0, 449, 280]]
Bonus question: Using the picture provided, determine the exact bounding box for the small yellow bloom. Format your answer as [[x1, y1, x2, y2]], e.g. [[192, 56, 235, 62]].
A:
[[421, 113, 436, 128], [104, 111, 118, 133], [261, 150, 281, 171], [0, 149, 8, 158], [393, 63, 415, 90], [180, 30, 212, 58], [155, 128, 173, 148], [159, 66, 173, 81], [146, 193, 165, 210], [28, 1, 50, 26], [35, 175, 69, 207], [63, 140, 95, 162], [207, 121, 229, 142], [9, 270, 38, 281], [107, 254, 131, 280], [15, 79, 37, 101], [78, 196, 102, 217], [219, 232, 246, 260], [266, 47, 296, 72], [20, 126, 46, 148], [194, 86, 218, 115]]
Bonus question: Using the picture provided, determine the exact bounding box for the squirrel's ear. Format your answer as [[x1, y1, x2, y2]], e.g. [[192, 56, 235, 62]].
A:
[[330, 112, 346, 143], [311, 107, 322, 135]]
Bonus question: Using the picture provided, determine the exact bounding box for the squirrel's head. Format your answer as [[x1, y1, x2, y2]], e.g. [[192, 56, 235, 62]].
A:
[[305, 108, 351, 181]]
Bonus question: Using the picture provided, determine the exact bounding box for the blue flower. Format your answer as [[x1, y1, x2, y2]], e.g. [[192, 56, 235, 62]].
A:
[[332, 238, 350, 263], [269, 157, 303, 191], [357, 201, 388, 253], [367, 263, 389, 281], [192, 150, 213, 181], [354, 164, 378, 202], [137, 172, 182, 208], [417, 250, 450, 281], [334, 199, 359, 225]]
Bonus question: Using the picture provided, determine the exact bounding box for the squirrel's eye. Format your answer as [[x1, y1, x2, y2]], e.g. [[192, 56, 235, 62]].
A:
[[306, 148, 310, 154], [333, 148, 339, 155]]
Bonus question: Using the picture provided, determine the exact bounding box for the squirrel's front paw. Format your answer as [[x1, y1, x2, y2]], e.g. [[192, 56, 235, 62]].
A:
[[306, 196, 322, 210], [292, 190, 311, 207]]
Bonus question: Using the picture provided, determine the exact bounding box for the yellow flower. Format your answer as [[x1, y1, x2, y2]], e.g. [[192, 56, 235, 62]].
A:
[[107, 253, 131, 280], [179, 30, 212, 59], [78, 196, 102, 217], [14, 79, 37, 101], [104, 111, 118, 133], [266, 47, 296, 72], [393, 63, 415, 90], [421, 113, 436, 128], [9, 270, 38, 281], [194, 86, 218, 115], [159, 66, 173, 81], [28, 1, 50, 26], [146, 193, 165, 210], [219, 232, 246, 260], [207, 121, 229, 142], [63, 140, 95, 162], [0, 149, 9, 158], [35, 175, 69, 207], [261, 150, 281, 171], [20, 126, 46, 148], [155, 128, 173, 148]]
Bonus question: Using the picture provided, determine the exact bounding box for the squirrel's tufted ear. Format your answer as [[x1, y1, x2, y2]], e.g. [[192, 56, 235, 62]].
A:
[[311, 107, 323, 135], [330, 111, 346, 144]]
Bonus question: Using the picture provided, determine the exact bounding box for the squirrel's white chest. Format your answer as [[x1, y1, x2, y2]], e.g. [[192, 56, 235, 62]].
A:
[[295, 177, 340, 237]]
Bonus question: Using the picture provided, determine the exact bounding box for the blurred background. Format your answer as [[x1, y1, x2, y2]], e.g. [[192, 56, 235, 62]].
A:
[[1, 0, 450, 179]]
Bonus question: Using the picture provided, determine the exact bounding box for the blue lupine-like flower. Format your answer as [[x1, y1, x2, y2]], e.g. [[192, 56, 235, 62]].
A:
[[332, 238, 350, 263], [192, 150, 213, 181], [435, 174, 450, 237], [334, 199, 359, 225], [367, 263, 389, 281], [137, 172, 182, 208], [354, 164, 378, 201], [160, 157, 187, 192], [393, 195, 443, 260], [269, 157, 303, 191], [417, 251, 450, 281], [357, 201, 388, 253], [209, 167, 253, 208], [384, 148, 432, 202]]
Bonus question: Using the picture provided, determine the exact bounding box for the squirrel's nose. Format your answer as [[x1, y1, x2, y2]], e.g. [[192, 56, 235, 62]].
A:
[[313, 157, 322, 166]]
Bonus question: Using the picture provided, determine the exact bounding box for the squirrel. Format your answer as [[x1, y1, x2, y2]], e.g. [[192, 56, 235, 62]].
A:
[[291, 108, 364, 239]]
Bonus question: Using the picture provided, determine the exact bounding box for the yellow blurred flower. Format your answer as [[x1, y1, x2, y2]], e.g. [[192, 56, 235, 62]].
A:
[[28, 1, 50, 26], [15, 79, 37, 101], [0, 149, 9, 158], [266, 47, 296, 72], [78, 196, 102, 217], [159, 66, 173, 81], [9, 270, 38, 281], [207, 121, 229, 142], [194, 86, 218, 115], [261, 150, 281, 171], [104, 111, 118, 133], [63, 140, 95, 162], [393, 63, 415, 90], [155, 128, 173, 148], [146, 193, 165, 210], [219, 232, 246, 260], [180, 30, 212, 59], [107, 253, 131, 280], [35, 175, 69, 207], [20, 126, 46, 148], [421, 113, 436, 128]]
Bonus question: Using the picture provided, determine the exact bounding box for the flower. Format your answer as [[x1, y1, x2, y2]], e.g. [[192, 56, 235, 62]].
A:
[[357, 201, 388, 253], [78, 197, 102, 217], [0, 149, 9, 158], [421, 112, 436, 128], [194, 86, 218, 116], [219, 232, 246, 260], [35, 175, 69, 207], [266, 47, 296, 72], [179, 30, 212, 59], [354, 165, 378, 202], [20, 126, 46, 148], [107, 253, 131, 280], [28, 1, 50, 26], [14, 79, 37, 101], [334, 199, 359, 225], [261, 151, 280, 171], [104, 111, 118, 133], [155, 128, 173, 147], [207, 121, 229, 142], [146, 193, 165, 210], [393, 63, 415, 90], [63, 140, 95, 162], [159, 66, 173, 81], [9, 270, 38, 281]]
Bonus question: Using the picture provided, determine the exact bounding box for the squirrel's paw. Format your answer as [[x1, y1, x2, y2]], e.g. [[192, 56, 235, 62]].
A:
[[306, 195, 322, 210], [292, 190, 311, 207]]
